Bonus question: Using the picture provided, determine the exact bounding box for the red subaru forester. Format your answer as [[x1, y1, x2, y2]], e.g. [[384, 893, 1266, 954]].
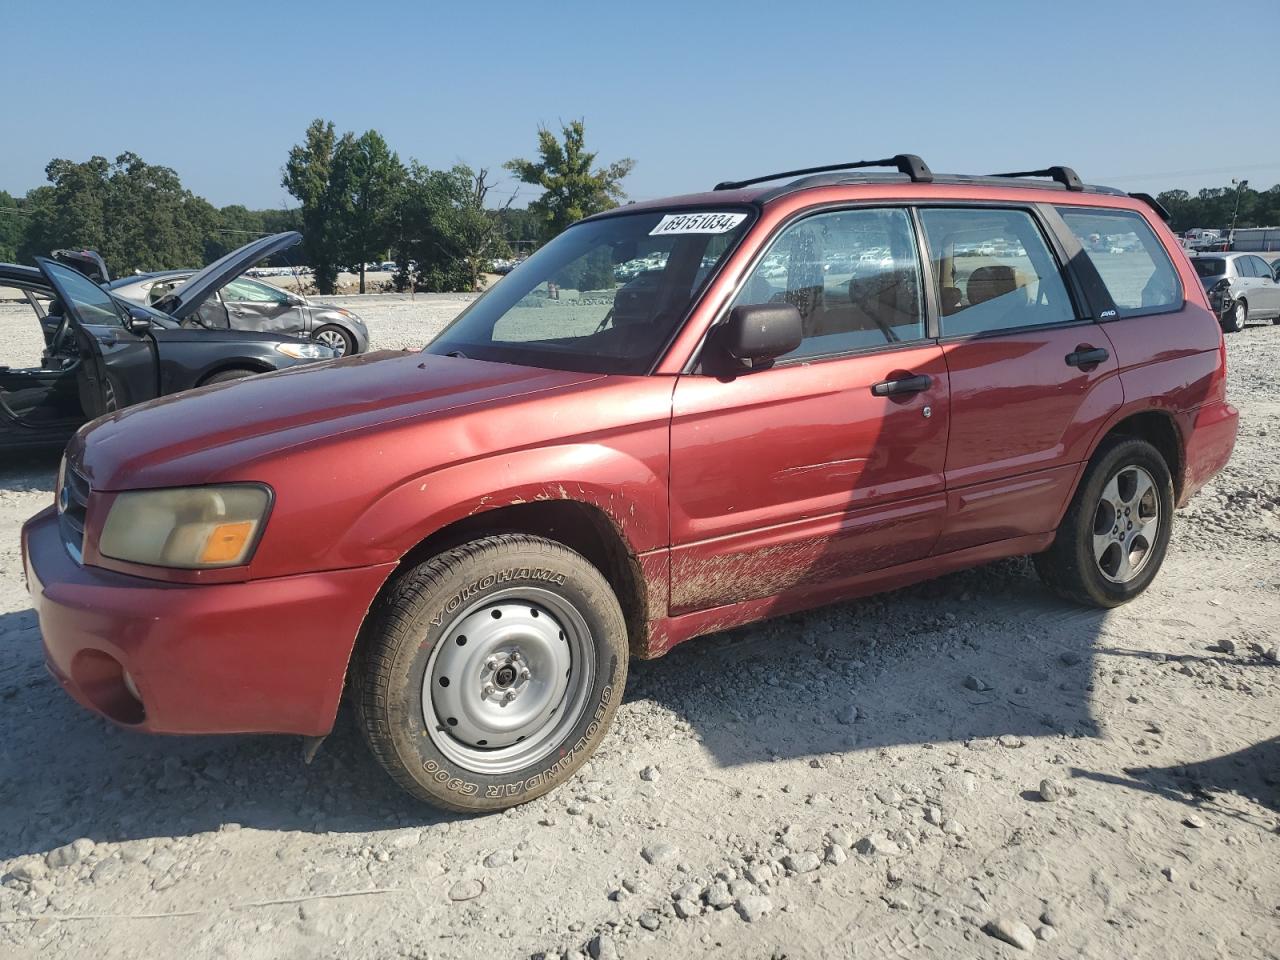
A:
[[22, 156, 1237, 812]]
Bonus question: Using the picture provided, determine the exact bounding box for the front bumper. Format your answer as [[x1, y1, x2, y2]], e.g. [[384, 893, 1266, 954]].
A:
[[21, 506, 394, 736]]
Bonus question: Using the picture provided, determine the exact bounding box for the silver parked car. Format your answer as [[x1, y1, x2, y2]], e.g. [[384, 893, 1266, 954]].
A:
[[109, 233, 370, 356], [1189, 251, 1280, 332]]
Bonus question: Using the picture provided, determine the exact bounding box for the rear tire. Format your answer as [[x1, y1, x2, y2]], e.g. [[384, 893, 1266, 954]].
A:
[[200, 368, 258, 386], [1222, 300, 1247, 332], [1033, 437, 1174, 608], [353, 534, 628, 813]]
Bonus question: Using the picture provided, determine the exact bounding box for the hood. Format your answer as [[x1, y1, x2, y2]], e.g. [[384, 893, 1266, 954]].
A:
[[152, 232, 301, 321], [70, 352, 602, 491]]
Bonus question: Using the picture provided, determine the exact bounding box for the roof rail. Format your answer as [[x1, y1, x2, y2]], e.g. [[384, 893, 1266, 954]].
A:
[[989, 166, 1083, 192], [714, 154, 932, 191], [1128, 192, 1172, 223]]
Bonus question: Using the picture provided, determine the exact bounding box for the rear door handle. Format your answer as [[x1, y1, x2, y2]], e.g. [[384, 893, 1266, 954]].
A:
[[871, 374, 932, 397], [1065, 347, 1109, 369]]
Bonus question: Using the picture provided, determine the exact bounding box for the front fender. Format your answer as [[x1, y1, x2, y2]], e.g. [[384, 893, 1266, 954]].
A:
[[330, 441, 670, 569]]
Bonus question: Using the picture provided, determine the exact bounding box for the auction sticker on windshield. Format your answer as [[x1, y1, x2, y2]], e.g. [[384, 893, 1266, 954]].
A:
[[649, 212, 748, 236]]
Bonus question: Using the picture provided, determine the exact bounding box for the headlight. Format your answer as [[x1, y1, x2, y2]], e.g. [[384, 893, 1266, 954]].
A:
[[99, 485, 272, 569], [275, 342, 334, 359]]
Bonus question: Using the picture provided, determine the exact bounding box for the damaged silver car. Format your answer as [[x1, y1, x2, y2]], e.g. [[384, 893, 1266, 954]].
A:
[[108, 232, 370, 356]]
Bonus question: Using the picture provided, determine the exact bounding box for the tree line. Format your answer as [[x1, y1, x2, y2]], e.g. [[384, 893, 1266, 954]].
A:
[[1155, 182, 1280, 234], [6, 134, 1275, 289], [0, 120, 633, 294]]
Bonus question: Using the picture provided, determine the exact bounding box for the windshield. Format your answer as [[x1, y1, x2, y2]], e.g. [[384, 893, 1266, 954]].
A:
[[1192, 258, 1226, 278], [425, 208, 753, 374]]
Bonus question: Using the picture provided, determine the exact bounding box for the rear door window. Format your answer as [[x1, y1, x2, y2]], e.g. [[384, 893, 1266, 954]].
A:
[[918, 207, 1077, 336], [1056, 207, 1182, 316]]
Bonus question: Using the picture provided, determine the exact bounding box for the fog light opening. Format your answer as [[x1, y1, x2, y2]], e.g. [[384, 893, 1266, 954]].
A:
[[70, 651, 146, 725]]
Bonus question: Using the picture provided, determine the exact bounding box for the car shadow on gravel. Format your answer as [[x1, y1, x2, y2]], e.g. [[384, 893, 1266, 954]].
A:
[[1070, 736, 1280, 819], [0, 558, 1106, 862], [624, 556, 1106, 768]]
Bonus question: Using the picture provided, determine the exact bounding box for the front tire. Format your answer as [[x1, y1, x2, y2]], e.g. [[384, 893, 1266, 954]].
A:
[[200, 368, 258, 386], [313, 324, 356, 357], [353, 535, 628, 813], [1034, 437, 1174, 608], [1222, 300, 1247, 332]]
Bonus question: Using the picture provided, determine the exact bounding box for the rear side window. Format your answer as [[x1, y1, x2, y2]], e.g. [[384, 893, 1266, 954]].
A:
[[1056, 207, 1182, 316], [918, 207, 1077, 336], [1192, 258, 1226, 278]]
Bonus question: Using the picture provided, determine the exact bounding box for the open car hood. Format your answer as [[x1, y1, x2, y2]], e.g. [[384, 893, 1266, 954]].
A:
[[152, 231, 301, 321]]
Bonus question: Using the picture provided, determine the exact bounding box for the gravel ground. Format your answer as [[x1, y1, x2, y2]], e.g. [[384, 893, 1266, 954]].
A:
[[0, 299, 1276, 960]]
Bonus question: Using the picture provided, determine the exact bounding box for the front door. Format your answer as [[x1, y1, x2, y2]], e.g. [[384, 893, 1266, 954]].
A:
[[36, 259, 159, 417], [668, 206, 949, 614], [220, 277, 302, 335], [917, 205, 1123, 553]]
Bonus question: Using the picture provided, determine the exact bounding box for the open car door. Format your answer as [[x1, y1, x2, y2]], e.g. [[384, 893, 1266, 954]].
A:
[[35, 258, 159, 417]]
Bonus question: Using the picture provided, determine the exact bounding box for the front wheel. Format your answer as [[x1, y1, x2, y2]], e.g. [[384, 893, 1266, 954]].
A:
[[353, 534, 628, 813], [313, 324, 356, 357], [1033, 437, 1174, 608]]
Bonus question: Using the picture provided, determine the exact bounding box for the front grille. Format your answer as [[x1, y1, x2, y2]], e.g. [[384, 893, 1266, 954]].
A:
[[58, 465, 90, 563]]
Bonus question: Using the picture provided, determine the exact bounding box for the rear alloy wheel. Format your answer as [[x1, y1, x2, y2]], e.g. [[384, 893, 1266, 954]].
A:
[[313, 324, 355, 357], [1034, 436, 1174, 608], [1222, 300, 1247, 332], [354, 535, 628, 812]]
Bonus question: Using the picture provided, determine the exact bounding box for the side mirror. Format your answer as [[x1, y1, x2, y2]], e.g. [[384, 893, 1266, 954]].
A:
[[721, 303, 803, 364], [123, 307, 153, 336]]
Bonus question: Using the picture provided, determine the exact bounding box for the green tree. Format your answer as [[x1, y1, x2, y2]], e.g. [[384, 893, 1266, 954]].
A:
[[282, 119, 343, 294], [15, 153, 215, 276], [504, 120, 634, 242], [0, 191, 24, 262], [394, 164, 513, 293], [330, 130, 404, 293]]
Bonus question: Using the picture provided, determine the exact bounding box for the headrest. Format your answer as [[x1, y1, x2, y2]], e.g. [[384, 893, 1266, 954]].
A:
[[966, 265, 1019, 305]]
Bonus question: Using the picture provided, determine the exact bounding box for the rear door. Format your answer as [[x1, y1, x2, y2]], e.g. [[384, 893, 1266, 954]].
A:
[[36, 259, 159, 416], [1245, 256, 1280, 315], [669, 205, 950, 614], [919, 205, 1122, 553]]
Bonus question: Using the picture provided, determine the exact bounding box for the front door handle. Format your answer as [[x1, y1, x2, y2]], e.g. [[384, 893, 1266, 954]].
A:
[[1065, 346, 1109, 369], [871, 374, 932, 397]]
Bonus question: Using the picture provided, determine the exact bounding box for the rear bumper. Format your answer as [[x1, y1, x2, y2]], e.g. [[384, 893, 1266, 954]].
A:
[[21, 506, 395, 736], [1179, 399, 1238, 506]]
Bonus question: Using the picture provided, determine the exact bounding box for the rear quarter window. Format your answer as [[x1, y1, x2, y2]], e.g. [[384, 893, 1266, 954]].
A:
[[1057, 207, 1182, 317]]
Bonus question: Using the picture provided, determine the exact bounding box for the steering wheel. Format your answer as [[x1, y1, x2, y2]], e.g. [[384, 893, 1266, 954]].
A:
[[48, 308, 74, 355]]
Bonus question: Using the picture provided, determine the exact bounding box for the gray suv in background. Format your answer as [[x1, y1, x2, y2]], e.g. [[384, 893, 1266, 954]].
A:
[[1189, 251, 1280, 331], [109, 232, 370, 356]]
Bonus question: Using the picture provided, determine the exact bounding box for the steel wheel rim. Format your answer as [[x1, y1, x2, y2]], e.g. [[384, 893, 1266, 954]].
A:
[[423, 586, 595, 775], [1235, 303, 1246, 327], [315, 328, 349, 356], [1092, 464, 1160, 584]]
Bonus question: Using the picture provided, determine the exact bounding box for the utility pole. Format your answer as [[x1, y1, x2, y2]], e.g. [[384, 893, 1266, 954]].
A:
[[1230, 178, 1249, 246]]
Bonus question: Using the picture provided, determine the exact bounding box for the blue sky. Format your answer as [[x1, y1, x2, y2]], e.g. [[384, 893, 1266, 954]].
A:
[[5, 0, 1278, 209]]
